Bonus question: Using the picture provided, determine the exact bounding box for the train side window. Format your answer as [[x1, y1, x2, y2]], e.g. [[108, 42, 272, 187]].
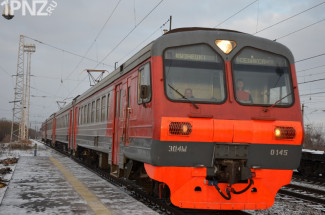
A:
[[91, 101, 95, 123], [79, 107, 82, 125], [101, 95, 106, 122], [137, 62, 151, 104], [96, 98, 100, 122], [80, 107, 84, 125], [107, 94, 110, 121], [87, 104, 90, 124], [84, 107, 86, 124]]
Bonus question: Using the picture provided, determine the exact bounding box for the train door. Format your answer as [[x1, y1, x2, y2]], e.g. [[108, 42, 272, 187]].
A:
[[68, 109, 73, 149], [52, 118, 56, 145], [125, 77, 132, 146], [73, 107, 78, 151], [45, 123, 47, 140], [112, 84, 124, 174]]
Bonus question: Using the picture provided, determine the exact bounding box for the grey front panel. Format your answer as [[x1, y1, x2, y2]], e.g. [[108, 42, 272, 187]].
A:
[[123, 138, 302, 170], [247, 144, 302, 169]]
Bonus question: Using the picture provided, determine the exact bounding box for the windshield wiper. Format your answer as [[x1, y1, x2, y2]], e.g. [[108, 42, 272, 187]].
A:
[[168, 84, 199, 109], [263, 87, 295, 112], [270, 91, 294, 108]]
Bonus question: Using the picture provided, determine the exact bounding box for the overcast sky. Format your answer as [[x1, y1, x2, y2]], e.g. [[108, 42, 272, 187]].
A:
[[0, 0, 325, 130]]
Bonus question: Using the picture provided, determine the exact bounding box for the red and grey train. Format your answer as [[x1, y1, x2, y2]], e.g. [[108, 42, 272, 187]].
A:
[[41, 28, 303, 210]]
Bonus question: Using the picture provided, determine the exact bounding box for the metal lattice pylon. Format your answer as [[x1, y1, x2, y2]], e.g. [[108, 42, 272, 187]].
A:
[[10, 35, 25, 142], [10, 36, 36, 142]]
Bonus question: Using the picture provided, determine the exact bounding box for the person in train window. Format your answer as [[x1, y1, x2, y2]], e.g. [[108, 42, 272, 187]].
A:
[[184, 88, 194, 99], [235, 79, 253, 103]]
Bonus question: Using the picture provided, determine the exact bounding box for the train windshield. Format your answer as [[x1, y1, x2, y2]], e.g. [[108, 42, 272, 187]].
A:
[[232, 48, 293, 106], [164, 44, 226, 103]]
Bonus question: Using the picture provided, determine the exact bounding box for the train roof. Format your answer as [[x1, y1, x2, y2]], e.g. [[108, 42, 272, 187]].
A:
[[47, 27, 295, 116], [151, 27, 294, 63]]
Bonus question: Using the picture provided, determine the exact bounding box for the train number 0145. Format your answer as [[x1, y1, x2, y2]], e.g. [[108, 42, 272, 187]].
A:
[[270, 149, 288, 156]]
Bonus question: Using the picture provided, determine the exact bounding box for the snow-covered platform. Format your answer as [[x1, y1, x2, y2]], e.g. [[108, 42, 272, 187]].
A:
[[0, 141, 158, 215]]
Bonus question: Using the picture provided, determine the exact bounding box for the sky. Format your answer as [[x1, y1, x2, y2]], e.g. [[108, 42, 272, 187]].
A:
[[0, 0, 325, 130]]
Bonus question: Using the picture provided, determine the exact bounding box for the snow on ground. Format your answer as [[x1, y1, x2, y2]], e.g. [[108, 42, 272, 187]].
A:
[[0, 162, 16, 205], [1, 141, 324, 214], [302, 149, 325, 155], [248, 195, 325, 215], [0, 141, 158, 215]]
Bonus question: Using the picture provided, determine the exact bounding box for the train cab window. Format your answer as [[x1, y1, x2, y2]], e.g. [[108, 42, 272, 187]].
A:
[[137, 63, 151, 104], [164, 44, 226, 103], [232, 48, 293, 106], [101, 96, 106, 122]]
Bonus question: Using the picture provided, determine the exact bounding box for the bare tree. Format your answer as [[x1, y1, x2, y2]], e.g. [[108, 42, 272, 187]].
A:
[[303, 124, 325, 151]]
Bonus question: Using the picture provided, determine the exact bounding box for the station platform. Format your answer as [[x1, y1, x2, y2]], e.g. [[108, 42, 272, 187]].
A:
[[0, 141, 158, 215]]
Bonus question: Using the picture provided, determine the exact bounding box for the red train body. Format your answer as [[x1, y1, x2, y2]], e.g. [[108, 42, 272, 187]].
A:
[[42, 28, 303, 210]]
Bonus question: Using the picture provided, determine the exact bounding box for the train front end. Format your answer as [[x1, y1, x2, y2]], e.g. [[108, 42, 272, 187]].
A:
[[144, 29, 303, 210]]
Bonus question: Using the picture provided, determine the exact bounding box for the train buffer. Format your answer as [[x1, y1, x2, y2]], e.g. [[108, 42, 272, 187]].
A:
[[0, 142, 158, 215]]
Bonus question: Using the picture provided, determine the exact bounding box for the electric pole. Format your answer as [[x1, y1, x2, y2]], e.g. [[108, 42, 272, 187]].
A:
[[10, 35, 36, 143], [23, 44, 36, 140], [10, 35, 25, 142]]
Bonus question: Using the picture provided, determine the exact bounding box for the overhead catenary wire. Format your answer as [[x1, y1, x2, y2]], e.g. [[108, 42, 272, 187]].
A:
[[32, 74, 84, 82], [23, 35, 114, 68], [66, 0, 164, 101], [298, 77, 325, 85], [274, 17, 325, 41], [214, 0, 258, 28], [117, 18, 170, 64], [64, 0, 166, 101], [65, 0, 123, 80], [295, 53, 325, 63], [96, 0, 165, 68], [298, 71, 325, 78], [300, 91, 325, 96], [255, 1, 325, 34], [0, 65, 12, 77], [297, 64, 325, 73]]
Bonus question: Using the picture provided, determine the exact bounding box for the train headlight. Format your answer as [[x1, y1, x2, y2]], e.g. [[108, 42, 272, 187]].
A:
[[215, 40, 236, 54], [169, 122, 192, 135], [274, 128, 281, 138], [274, 127, 296, 139], [182, 124, 189, 133]]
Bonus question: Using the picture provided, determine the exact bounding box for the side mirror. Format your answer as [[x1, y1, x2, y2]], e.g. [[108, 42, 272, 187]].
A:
[[140, 85, 149, 99]]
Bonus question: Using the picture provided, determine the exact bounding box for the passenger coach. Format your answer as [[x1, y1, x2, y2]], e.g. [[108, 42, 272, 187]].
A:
[[42, 28, 303, 210]]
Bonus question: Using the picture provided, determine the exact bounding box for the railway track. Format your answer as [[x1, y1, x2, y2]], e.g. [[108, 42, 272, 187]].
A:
[[292, 173, 325, 187], [37, 140, 250, 215], [278, 183, 325, 212]]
